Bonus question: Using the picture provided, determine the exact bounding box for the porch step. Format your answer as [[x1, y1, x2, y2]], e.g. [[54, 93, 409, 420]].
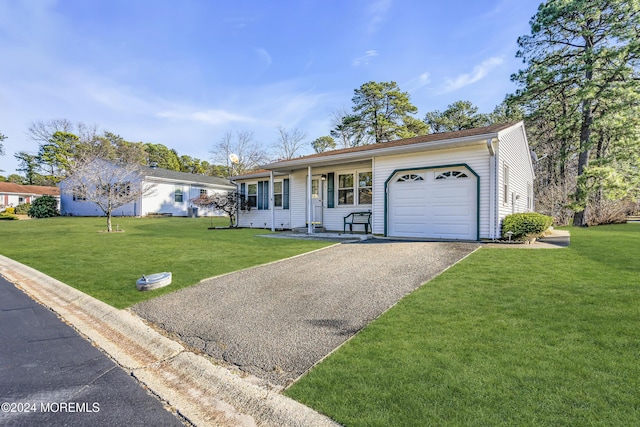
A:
[[292, 226, 326, 233]]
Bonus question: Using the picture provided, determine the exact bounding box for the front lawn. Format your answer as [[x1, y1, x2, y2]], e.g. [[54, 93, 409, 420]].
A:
[[0, 217, 333, 308], [286, 224, 640, 426]]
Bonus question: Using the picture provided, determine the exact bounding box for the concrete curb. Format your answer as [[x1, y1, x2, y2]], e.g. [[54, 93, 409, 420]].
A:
[[0, 255, 339, 427]]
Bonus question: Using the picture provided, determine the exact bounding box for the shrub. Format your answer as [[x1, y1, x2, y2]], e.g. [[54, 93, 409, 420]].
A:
[[0, 212, 18, 220], [28, 195, 60, 218], [502, 212, 554, 241], [15, 203, 31, 215], [5, 207, 15, 214]]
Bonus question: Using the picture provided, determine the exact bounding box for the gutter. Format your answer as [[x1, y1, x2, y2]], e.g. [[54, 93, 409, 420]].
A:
[[487, 138, 497, 240], [262, 131, 505, 171]]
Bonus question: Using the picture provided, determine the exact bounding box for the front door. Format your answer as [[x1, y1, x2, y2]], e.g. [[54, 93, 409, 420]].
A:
[[311, 177, 323, 227]]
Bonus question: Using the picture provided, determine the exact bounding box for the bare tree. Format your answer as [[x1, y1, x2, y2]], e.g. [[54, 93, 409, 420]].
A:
[[27, 119, 75, 144], [210, 130, 268, 177], [191, 191, 249, 227], [63, 157, 157, 232], [273, 126, 307, 160]]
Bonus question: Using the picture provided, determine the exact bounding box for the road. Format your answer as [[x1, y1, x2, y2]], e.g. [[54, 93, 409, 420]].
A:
[[0, 275, 184, 427]]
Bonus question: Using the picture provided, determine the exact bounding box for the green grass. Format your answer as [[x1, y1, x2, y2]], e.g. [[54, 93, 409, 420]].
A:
[[285, 224, 640, 426], [0, 216, 332, 308]]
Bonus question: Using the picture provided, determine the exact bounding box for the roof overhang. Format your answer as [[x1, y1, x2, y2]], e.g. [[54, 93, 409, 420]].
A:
[[261, 130, 508, 172], [230, 170, 289, 181], [143, 175, 235, 189]]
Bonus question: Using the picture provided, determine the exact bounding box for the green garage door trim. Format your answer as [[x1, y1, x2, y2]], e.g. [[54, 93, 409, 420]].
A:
[[384, 163, 480, 240]]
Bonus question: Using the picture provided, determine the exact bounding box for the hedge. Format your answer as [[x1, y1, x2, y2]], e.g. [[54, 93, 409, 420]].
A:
[[28, 195, 59, 218], [14, 203, 31, 215], [501, 212, 554, 241]]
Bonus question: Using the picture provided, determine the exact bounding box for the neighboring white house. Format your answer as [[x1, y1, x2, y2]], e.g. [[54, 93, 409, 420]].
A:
[[61, 164, 236, 217], [0, 183, 61, 210], [232, 122, 535, 240]]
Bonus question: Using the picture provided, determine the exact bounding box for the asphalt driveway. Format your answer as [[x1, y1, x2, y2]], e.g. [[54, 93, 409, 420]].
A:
[[132, 240, 479, 386]]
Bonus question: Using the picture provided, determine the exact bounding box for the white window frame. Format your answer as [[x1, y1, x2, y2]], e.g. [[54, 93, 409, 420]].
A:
[[273, 180, 283, 208], [503, 164, 510, 205], [174, 187, 184, 203], [337, 173, 354, 206], [247, 183, 258, 208], [72, 185, 87, 201], [357, 171, 373, 205], [336, 169, 372, 207]]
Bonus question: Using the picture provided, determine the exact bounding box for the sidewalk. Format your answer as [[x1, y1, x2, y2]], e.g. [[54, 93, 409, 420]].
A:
[[482, 229, 570, 249], [0, 255, 338, 427]]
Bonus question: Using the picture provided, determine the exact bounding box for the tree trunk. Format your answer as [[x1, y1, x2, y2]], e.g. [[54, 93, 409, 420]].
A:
[[107, 213, 113, 232], [573, 32, 594, 227], [572, 106, 592, 227]]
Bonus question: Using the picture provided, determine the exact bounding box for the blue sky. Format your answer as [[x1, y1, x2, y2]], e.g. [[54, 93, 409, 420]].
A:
[[0, 0, 542, 175]]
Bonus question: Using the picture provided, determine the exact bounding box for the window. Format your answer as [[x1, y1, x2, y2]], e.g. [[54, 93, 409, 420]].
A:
[[247, 184, 257, 208], [397, 174, 424, 182], [175, 187, 184, 203], [116, 182, 131, 197], [435, 170, 468, 180], [358, 172, 372, 205], [72, 185, 87, 201], [199, 189, 207, 198], [338, 173, 354, 205], [245, 181, 269, 210], [273, 181, 283, 208], [503, 164, 510, 204]]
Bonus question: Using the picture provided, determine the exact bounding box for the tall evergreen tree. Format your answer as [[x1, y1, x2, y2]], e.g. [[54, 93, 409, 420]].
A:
[[512, 0, 640, 226], [348, 81, 424, 143], [424, 100, 489, 133]]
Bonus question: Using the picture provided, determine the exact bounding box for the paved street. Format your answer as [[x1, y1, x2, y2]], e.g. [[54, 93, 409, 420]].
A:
[[0, 275, 184, 427]]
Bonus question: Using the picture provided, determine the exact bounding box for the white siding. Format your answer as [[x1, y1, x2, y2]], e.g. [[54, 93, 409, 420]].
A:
[[233, 123, 533, 239], [288, 162, 373, 231], [239, 162, 374, 232], [235, 177, 292, 229], [496, 125, 535, 233], [61, 177, 233, 217], [290, 170, 307, 228], [374, 144, 491, 238]]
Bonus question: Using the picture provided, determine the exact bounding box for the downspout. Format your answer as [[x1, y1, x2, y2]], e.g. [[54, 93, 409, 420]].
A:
[[270, 170, 275, 232], [307, 166, 313, 234], [487, 138, 497, 240]]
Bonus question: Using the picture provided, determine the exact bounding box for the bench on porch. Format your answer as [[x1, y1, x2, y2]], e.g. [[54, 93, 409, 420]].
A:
[[343, 211, 372, 234]]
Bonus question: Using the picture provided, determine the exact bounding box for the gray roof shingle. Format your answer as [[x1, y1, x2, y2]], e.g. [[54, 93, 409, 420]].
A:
[[143, 167, 234, 188]]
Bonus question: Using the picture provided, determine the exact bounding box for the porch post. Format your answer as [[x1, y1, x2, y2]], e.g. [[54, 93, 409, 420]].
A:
[[307, 166, 313, 234], [270, 170, 275, 232]]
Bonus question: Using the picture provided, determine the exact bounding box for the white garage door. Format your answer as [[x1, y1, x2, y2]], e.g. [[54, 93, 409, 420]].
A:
[[388, 169, 477, 240]]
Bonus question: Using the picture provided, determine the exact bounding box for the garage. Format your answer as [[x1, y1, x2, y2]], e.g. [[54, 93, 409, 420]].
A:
[[388, 167, 478, 240]]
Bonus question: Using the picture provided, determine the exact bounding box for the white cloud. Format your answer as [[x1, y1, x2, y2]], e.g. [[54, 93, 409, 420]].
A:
[[255, 48, 272, 73], [366, 0, 392, 34], [441, 57, 504, 93], [352, 50, 379, 66], [406, 71, 431, 91], [157, 109, 255, 126]]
